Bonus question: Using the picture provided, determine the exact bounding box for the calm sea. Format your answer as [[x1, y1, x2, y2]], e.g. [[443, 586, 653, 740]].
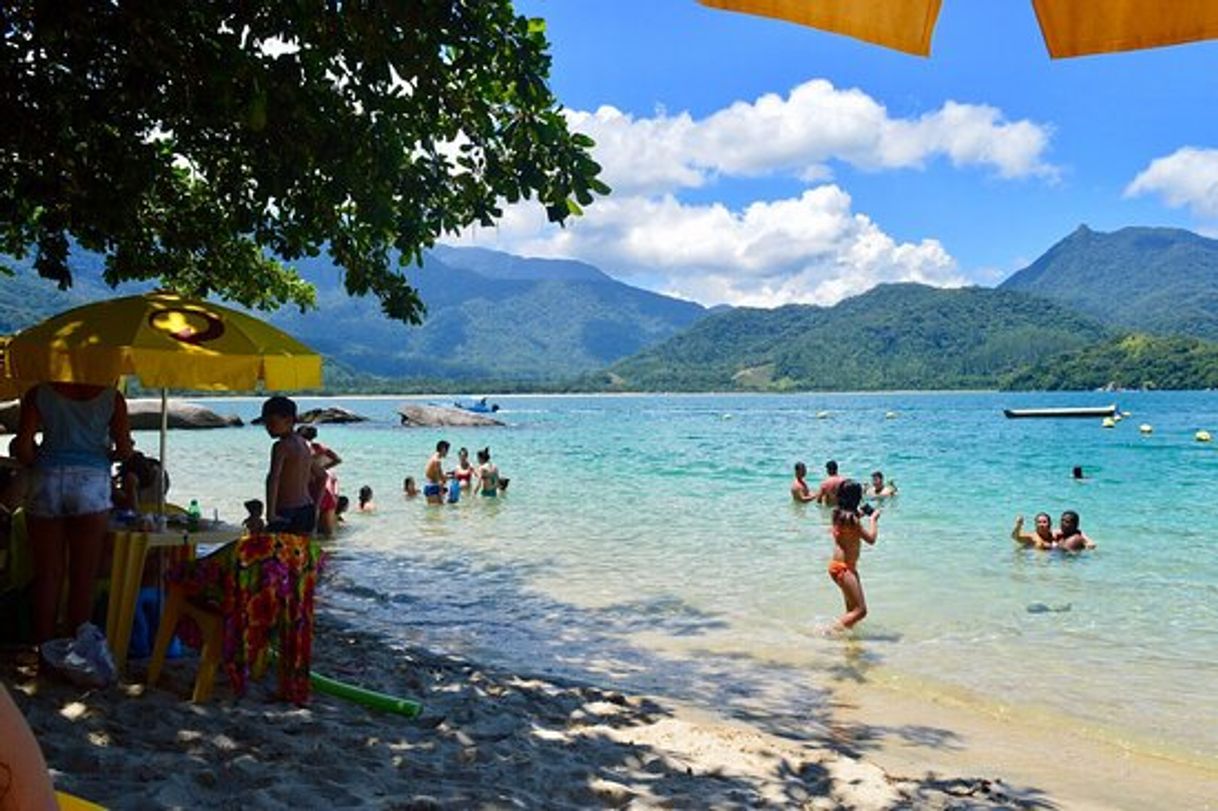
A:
[[157, 391, 1218, 765]]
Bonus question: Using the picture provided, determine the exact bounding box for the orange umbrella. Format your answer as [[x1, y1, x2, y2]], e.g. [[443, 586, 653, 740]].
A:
[[698, 0, 1218, 58]]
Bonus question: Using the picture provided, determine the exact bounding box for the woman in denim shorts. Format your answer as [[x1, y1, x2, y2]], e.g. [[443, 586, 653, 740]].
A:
[[14, 382, 133, 643]]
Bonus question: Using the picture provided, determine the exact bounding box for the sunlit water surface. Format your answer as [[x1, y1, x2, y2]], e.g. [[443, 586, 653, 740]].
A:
[[160, 391, 1218, 763]]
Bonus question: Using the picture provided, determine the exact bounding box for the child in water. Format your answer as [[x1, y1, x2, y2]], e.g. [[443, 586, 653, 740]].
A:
[[827, 479, 880, 631], [358, 485, 375, 512], [242, 499, 265, 535]]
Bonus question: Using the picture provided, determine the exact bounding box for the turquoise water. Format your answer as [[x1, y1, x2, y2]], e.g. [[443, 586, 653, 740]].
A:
[[157, 392, 1218, 763]]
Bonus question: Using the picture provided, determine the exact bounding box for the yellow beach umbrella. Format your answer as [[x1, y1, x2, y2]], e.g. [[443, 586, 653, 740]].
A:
[[698, 0, 1218, 58], [7, 292, 321, 517], [6, 292, 321, 391]]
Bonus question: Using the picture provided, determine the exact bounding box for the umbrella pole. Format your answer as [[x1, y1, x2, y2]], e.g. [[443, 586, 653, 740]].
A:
[[157, 387, 167, 521]]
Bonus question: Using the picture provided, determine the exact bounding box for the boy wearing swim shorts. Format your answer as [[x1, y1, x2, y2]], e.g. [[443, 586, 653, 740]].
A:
[[261, 396, 315, 534]]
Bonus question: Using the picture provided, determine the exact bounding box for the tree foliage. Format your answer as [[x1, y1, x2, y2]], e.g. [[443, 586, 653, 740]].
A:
[[0, 1, 607, 323], [1002, 333, 1218, 390]]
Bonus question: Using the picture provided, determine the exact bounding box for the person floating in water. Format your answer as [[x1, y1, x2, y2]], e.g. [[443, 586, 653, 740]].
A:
[[815, 459, 846, 506], [791, 462, 816, 503], [865, 470, 897, 499], [1011, 512, 1056, 550], [827, 479, 880, 631], [402, 476, 419, 498]]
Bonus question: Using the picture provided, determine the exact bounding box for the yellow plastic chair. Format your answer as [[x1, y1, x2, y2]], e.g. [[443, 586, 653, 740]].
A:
[[146, 583, 225, 703]]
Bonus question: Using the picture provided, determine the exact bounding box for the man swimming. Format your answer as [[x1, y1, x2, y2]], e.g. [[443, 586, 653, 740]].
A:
[[423, 440, 450, 505]]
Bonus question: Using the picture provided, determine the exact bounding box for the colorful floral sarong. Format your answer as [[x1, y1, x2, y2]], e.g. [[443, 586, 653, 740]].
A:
[[168, 532, 323, 704]]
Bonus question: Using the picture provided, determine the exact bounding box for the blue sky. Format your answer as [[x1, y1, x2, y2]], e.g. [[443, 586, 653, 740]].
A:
[[449, 1, 1218, 307]]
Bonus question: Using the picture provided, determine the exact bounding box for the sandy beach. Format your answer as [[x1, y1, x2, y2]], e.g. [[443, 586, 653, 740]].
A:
[[3, 614, 1035, 810], [5, 610, 1212, 810]]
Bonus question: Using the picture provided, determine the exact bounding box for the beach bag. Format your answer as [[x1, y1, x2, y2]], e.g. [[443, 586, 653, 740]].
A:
[[41, 622, 117, 688]]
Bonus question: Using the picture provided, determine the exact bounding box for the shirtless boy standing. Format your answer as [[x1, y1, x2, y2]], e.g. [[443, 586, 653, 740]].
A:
[[424, 440, 450, 505], [261, 396, 315, 534]]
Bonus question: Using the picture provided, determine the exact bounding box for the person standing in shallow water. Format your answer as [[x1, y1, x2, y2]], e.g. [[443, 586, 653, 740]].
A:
[[815, 460, 846, 506], [1011, 512, 1056, 550], [260, 396, 315, 534], [476, 447, 500, 497], [827, 479, 880, 631], [1057, 510, 1096, 551], [424, 441, 449, 505], [452, 447, 477, 492], [791, 462, 815, 503]]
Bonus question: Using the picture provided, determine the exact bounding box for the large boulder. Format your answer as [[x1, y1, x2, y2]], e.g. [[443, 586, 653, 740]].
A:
[[397, 404, 504, 428], [127, 399, 243, 430], [1, 397, 242, 432], [298, 406, 367, 424]]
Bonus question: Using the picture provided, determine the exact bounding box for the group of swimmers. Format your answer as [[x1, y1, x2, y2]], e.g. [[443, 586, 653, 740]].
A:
[[791, 460, 897, 506], [791, 458, 1097, 634], [406, 441, 509, 505]]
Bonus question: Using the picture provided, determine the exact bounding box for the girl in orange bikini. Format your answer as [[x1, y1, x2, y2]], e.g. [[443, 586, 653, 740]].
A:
[[828, 479, 880, 631]]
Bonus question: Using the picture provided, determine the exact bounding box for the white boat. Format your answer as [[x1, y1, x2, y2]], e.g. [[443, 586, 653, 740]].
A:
[[1003, 404, 1118, 419]]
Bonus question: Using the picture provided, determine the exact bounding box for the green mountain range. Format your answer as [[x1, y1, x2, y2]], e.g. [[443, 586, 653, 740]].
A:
[[5, 224, 1218, 392], [600, 284, 1110, 391], [1, 246, 707, 384], [999, 225, 1218, 340], [269, 247, 706, 382]]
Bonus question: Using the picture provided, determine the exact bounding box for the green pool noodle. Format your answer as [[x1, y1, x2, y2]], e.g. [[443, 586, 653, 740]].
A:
[[308, 670, 423, 718]]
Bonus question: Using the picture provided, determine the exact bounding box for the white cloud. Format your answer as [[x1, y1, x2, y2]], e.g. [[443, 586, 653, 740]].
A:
[[447, 78, 1052, 307], [1125, 147, 1218, 219], [449, 185, 964, 308], [567, 79, 1057, 195]]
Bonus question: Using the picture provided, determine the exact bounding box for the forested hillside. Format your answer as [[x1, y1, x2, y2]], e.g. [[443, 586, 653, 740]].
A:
[[1000, 225, 1218, 340], [1002, 333, 1218, 390], [603, 284, 1110, 391]]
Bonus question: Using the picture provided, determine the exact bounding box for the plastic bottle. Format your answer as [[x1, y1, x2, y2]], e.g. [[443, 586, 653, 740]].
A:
[[187, 499, 201, 532]]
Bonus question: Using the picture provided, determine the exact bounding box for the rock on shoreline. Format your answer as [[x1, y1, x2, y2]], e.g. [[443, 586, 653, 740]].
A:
[[299, 406, 367, 424], [126, 399, 243, 429], [398, 404, 504, 427], [0, 397, 243, 431]]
